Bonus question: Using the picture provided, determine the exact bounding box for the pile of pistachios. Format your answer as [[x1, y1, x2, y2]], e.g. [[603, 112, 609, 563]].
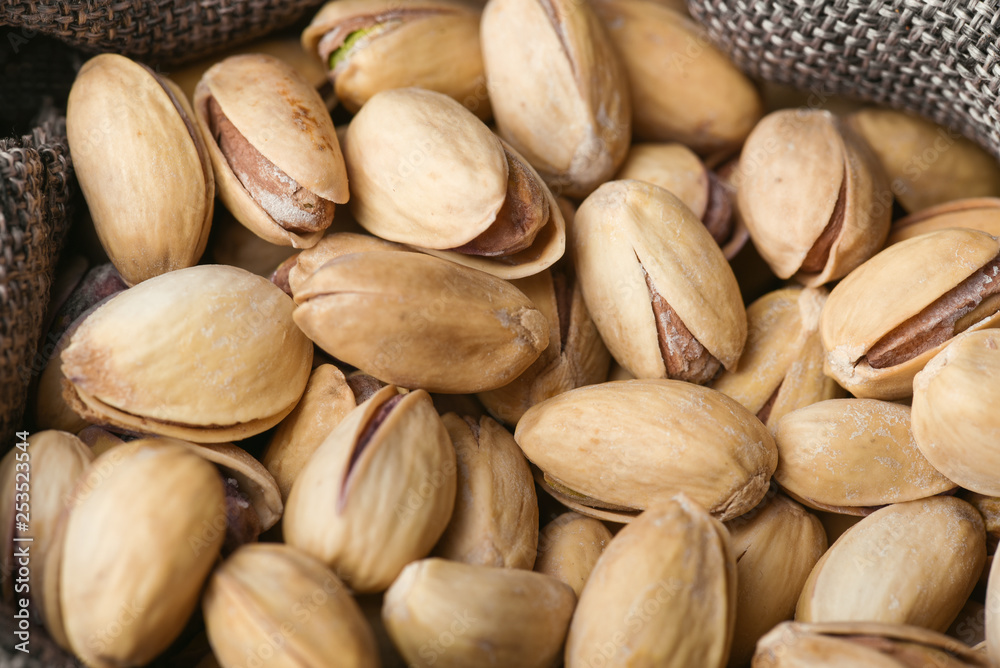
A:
[[9, 0, 1000, 665]]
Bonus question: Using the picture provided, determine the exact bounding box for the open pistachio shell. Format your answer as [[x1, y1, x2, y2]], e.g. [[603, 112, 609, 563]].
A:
[[889, 198, 1000, 245], [67, 54, 214, 286], [194, 54, 348, 248], [61, 265, 313, 442]]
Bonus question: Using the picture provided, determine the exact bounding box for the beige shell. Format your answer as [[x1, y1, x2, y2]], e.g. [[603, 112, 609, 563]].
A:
[[534, 512, 613, 597], [514, 380, 777, 521], [203, 544, 379, 668], [912, 329, 1000, 496], [481, 0, 631, 196], [383, 558, 576, 668], [262, 364, 358, 502], [773, 399, 956, 514], [593, 0, 761, 153], [292, 250, 549, 393], [796, 497, 986, 632], [573, 180, 747, 381], [57, 440, 226, 667], [432, 414, 538, 569], [737, 109, 891, 286], [889, 198, 1000, 245], [725, 494, 827, 667], [67, 54, 214, 286], [284, 387, 456, 592], [302, 0, 490, 119], [194, 53, 348, 248], [821, 228, 1000, 399], [616, 143, 712, 218], [566, 495, 736, 668], [846, 108, 1000, 214], [287, 232, 409, 297], [61, 265, 313, 442]]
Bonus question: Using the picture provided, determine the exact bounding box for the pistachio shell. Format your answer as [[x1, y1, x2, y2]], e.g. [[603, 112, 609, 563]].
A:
[[534, 512, 613, 597], [773, 399, 956, 514], [287, 232, 409, 297], [615, 143, 711, 218], [284, 387, 456, 592], [292, 250, 549, 393], [566, 495, 736, 668], [821, 228, 1000, 399], [204, 544, 379, 668], [796, 497, 986, 632], [514, 380, 777, 521], [383, 558, 576, 668], [889, 198, 1000, 245], [912, 329, 1000, 496], [61, 265, 313, 442], [67, 54, 214, 286]]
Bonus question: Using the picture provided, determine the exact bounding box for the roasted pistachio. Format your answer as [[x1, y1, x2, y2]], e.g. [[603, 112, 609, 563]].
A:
[[286, 232, 409, 297], [534, 512, 613, 597], [889, 198, 1000, 245]]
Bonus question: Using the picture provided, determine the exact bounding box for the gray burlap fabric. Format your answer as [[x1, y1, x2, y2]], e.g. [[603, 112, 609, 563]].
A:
[[687, 0, 1000, 160]]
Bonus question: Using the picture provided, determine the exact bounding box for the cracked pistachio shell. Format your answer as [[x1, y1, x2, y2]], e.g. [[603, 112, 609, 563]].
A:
[[754, 621, 989, 668], [433, 414, 537, 569], [477, 264, 611, 425], [725, 494, 827, 668], [566, 495, 736, 668], [594, 0, 761, 153], [262, 364, 358, 502], [194, 54, 348, 249], [344, 87, 565, 279], [574, 180, 746, 383], [284, 386, 456, 592], [515, 380, 778, 522], [846, 108, 1000, 214], [534, 512, 613, 598], [821, 228, 1000, 400], [383, 558, 576, 668], [67, 54, 214, 286], [712, 287, 842, 427], [912, 330, 1000, 496], [302, 0, 490, 119], [773, 399, 956, 515], [796, 497, 986, 632], [889, 198, 1000, 245], [292, 250, 549, 393], [737, 109, 891, 286], [481, 0, 630, 197], [58, 440, 226, 668], [286, 232, 409, 297], [60, 265, 313, 442], [204, 544, 379, 668]]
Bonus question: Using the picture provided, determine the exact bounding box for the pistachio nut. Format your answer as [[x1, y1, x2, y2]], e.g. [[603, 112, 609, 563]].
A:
[[481, 0, 630, 196], [203, 544, 379, 668], [0, 431, 93, 620], [262, 364, 358, 502], [961, 491, 1000, 552], [53, 440, 226, 667], [433, 414, 538, 569], [566, 495, 736, 668], [61, 265, 313, 442], [343, 87, 565, 278], [208, 209, 297, 277], [712, 286, 843, 426], [515, 380, 777, 522], [737, 109, 891, 286], [912, 329, 1000, 496], [477, 262, 611, 425], [713, 157, 753, 261], [302, 0, 490, 119], [593, 0, 762, 153], [292, 250, 549, 393], [754, 621, 989, 668], [534, 512, 613, 597], [889, 198, 1000, 245], [796, 497, 986, 632], [194, 54, 349, 248], [285, 232, 409, 297], [284, 386, 456, 592], [821, 228, 1000, 400], [773, 399, 956, 514], [725, 493, 827, 667], [846, 108, 1000, 214], [573, 180, 746, 384], [383, 558, 576, 668], [67, 54, 214, 286]]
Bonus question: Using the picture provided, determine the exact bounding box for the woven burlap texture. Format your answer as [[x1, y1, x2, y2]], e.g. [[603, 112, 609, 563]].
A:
[[687, 0, 1000, 160]]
